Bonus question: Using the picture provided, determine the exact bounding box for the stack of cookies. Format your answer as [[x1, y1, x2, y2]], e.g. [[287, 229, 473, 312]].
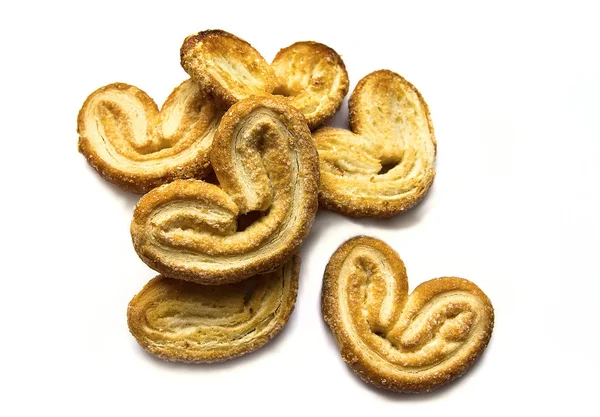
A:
[[77, 29, 494, 393]]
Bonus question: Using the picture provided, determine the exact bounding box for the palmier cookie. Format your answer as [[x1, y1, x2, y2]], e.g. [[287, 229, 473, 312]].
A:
[[180, 29, 349, 130], [322, 237, 494, 393], [128, 255, 299, 362], [314, 70, 436, 217], [78, 80, 222, 193], [131, 96, 319, 285]]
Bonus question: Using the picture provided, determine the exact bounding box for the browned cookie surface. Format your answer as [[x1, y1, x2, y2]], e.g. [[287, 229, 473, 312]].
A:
[[322, 236, 494, 392], [78, 79, 222, 193], [131, 96, 319, 284], [314, 70, 436, 217], [272, 41, 349, 130], [128, 256, 300, 362], [181, 29, 278, 107], [181, 30, 348, 129]]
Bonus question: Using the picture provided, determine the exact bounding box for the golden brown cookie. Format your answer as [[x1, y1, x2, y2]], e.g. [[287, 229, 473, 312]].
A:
[[77, 79, 223, 193], [181, 30, 349, 130], [271, 41, 349, 130], [131, 96, 319, 284], [128, 255, 300, 363], [314, 70, 437, 217], [322, 236, 494, 393], [180, 29, 278, 108]]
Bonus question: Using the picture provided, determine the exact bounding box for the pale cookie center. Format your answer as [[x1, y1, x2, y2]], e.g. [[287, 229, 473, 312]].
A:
[[338, 246, 487, 373]]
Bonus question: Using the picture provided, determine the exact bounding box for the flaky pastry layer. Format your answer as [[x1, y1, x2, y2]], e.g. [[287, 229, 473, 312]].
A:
[[78, 80, 223, 193], [181, 30, 278, 108], [128, 255, 300, 362], [181, 30, 349, 130], [131, 96, 319, 284], [314, 70, 437, 217], [322, 236, 494, 393], [272, 41, 349, 130]]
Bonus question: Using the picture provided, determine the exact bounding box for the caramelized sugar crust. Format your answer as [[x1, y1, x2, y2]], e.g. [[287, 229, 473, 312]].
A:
[[181, 30, 278, 108], [181, 30, 349, 130], [131, 96, 319, 284], [78, 80, 223, 193], [272, 41, 349, 130], [314, 70, 436, 217], [128, 255, 299, 362], [322, 236, 494, 392]]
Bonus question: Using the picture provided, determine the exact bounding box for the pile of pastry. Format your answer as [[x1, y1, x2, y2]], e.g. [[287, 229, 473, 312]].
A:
[[78, 29, 494, 393]]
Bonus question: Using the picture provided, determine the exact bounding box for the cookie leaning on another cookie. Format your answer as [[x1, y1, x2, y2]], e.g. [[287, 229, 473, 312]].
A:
[[128, 255, 300, 362], [314, 70, 436, 217], [131, 96, 319, 285], [78, 79, 223, 193], [322, 236, 494, 393], [181, 29, 349, 130]]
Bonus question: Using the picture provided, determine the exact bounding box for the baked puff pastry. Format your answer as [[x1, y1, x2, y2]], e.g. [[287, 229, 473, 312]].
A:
[[314, 70, 436, 217], [128, 255, 299, 362], [322, 237, 494, 393], [131, 96, 319, 284], [180, 30, 349, 130], [271, 41, 349, 130], [180, 30, 278, 109], [77, 80, 223, 193]]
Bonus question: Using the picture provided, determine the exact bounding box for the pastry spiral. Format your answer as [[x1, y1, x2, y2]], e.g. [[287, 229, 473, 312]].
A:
[[181, 30, 349, 129], [271, 41, 349, 130], [131, 96, 319, 284], [77, 79, 222, 193], [322, 237, 494, 393], [314, 70, 436, 217], [128, 255, 300, 362]]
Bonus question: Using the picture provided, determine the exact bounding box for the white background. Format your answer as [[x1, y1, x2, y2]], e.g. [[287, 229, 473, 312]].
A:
[[2, 1, 599, 415]]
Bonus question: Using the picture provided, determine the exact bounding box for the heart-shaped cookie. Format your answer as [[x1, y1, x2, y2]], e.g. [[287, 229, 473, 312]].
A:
[[78, 79, 223, 193], [181, 29, 349, 130], [322, 236, 494, 392], [131, 96, 319, 284], [314, 70, 436, 217]]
